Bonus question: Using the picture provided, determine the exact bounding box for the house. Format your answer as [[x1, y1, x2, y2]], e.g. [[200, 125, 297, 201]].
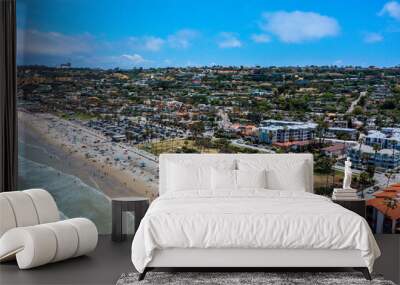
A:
[[367, 184, 400, 234], [321, 143, 347, 158]]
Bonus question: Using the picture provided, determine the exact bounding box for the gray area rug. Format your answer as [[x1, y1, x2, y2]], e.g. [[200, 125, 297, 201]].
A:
[[116, 272, 396, 285]]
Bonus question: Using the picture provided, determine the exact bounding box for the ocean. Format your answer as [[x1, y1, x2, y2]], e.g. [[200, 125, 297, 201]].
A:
[[18, 155, 112, 234]]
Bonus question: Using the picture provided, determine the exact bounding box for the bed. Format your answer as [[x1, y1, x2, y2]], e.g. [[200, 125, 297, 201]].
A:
[[131, 154, 380, 280]]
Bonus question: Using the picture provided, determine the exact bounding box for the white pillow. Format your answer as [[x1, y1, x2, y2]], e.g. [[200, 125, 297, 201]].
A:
[[167, 162, 211, 192], [238, 158, 309, 191], [236, 169, 267, 189], [211, 168, 237, 191], [265, 161, 307, 191]]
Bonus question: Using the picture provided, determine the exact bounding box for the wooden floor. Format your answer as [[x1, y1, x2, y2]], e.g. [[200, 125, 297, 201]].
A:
[[0, 235, 398, 285], [0, 235, 133, 285], [373, 235, 400, 284]]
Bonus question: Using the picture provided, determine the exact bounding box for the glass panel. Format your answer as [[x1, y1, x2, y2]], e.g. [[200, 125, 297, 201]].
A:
[[16, 0, 400, 236]]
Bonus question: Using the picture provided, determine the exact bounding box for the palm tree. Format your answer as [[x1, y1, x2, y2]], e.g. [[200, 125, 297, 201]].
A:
[[358, 172, 370, 198], [385, 170, 395, 188], [318, 156, 334, 190], [383, 198, 398, 233], [159, 137, 165, 155], [268, 131, 274, 144], [190, 121, 205, 148], [373, 143, 381, 169], [392, 143, 396, 168], [316, 119, 328, 146], [361, 153, 369, 171], [331, 155, 338, 188], [357, 135, 364, 168]]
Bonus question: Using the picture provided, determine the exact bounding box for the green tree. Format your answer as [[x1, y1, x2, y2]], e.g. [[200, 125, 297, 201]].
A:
[[366, 165, 375, 180], [189, 121, 205, 147], [352, 106, 364, 116], [316, 119, 329, 145], [372, 144, 381, 167], [358, 171, 370, 190]]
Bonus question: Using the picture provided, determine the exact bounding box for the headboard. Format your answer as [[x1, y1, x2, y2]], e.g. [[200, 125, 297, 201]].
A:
[[159, 153, 314, 195]]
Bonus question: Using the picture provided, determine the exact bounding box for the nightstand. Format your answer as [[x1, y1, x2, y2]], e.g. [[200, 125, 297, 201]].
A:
[[112, 197, 149, 242], [332, 199, 366, 218]]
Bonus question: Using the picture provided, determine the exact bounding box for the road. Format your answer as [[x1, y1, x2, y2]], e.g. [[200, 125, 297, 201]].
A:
[[231, 139, 276, 153], [347, 91, 367, 114]]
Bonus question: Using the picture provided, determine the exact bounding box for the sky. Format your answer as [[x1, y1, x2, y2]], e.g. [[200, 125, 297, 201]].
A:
[[16, 0, 400, 68]]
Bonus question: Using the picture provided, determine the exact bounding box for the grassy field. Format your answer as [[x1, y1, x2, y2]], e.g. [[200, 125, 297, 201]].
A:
[[138, 138, 260, 155], [138, 139, 219, 155], [314, 170, 344, 189], [60, 112, 96, 121]]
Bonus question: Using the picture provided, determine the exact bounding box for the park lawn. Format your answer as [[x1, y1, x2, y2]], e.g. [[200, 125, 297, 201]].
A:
[[138, 139, 219, 155], [314, 170, 344, 189], [60, 112, 96, 121]]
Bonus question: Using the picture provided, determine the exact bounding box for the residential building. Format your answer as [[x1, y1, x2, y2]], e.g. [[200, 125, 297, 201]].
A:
[[365, 130, 400, 151], [325, 127, 357, 140], [321, 143, 347, 158], [258, 120, 317, 145], [348, 143, 400, 169], [367, 184, 400, 234]]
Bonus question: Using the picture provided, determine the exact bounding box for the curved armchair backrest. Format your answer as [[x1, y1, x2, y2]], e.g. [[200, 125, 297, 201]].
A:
[[0, 189, 59, 237]]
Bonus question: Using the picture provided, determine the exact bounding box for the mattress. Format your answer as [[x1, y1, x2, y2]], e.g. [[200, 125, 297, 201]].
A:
[[131, 190, 380, 273]]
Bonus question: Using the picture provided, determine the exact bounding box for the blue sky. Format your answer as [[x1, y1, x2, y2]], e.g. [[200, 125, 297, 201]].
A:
[[17, 0, 400, 68]]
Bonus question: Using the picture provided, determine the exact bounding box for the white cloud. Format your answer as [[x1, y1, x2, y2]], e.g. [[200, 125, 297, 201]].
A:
[[364, 32, 384, 43], [168, 29, 198, 49], [251, 33, 271, 43], [334, 59, 343, 66], [127, 29, 198, 51], [126, 36, 164, 51], [17, 29, 94, 55], [379, 1, 400, 20], [163, 59, 173, 65], [217, 32, 242, 48], [142, 37, 165, 51], [81, 54, 152, 68], [261, 11, 340, 43], [121, 54, 147, 64]]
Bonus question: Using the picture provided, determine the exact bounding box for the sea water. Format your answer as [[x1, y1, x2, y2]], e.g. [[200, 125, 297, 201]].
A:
[[18, 156, 112, 233]]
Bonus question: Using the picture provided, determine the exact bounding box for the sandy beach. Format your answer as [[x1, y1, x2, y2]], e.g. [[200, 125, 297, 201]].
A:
[[18, 110, 158, 200]]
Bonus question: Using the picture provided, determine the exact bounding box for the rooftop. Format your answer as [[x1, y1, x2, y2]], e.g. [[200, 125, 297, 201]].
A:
[[322, 144, 347, 152], [259, 120, 317, 131], [351, 143, 400, 155], [367, 184, 400, 221], [367, 130, 387, 139], [328, 127, 357, 132], [366, 130, 400, 142]]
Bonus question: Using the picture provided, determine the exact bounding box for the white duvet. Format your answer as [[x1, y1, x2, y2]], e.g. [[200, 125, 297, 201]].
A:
[[131, 190, 380, 273]]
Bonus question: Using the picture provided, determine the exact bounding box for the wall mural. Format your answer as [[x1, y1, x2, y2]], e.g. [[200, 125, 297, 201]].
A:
[[16, 0, 400, 234]]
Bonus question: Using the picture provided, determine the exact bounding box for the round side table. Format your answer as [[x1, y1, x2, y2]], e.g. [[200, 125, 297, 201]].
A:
[[111, 197, 149, 242]]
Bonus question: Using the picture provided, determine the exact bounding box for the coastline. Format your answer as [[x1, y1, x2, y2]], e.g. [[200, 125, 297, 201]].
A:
[[18, 110, 158, 200]]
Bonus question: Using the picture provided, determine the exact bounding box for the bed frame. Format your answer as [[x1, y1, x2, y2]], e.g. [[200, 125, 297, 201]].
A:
[[138, 154, 373, 281], [139, 248, 371, 280]]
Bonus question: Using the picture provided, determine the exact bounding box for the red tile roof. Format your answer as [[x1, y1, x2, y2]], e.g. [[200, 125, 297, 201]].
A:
[[367, 184, 400, 220]]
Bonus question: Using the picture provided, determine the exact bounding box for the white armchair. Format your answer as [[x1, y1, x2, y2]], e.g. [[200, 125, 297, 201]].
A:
[[0, 189, 98, 269]]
